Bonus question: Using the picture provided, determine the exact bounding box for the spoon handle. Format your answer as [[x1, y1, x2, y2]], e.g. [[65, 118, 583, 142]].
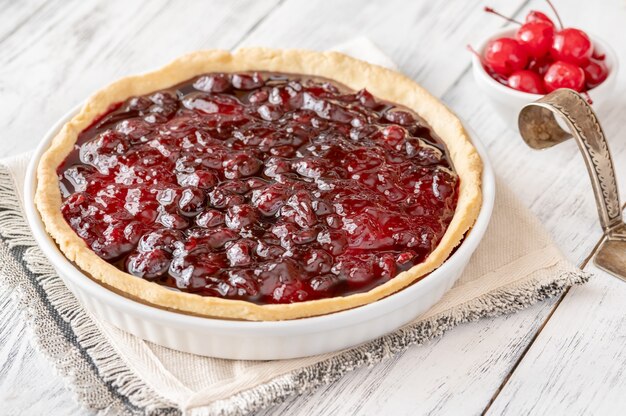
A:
[[518, 89, 622, 235]]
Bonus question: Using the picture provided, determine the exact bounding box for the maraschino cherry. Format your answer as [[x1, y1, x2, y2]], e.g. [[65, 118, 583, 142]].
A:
[[551, 28, 593, 66], [526, 10, 555, 26], [516, 21, 554, 58], [483, 38, 528, 76], [472, 0, 608, 94], [508, 70, 546, 94], [543, 61, 585, 92], [582, 59, 609, 89]]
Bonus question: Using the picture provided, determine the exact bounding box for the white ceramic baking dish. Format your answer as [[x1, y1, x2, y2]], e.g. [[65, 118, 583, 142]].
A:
[[24, 107, 495, 360]]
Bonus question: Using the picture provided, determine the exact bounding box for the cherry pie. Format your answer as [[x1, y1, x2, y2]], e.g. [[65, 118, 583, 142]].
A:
[[35, 49, 482, 320]]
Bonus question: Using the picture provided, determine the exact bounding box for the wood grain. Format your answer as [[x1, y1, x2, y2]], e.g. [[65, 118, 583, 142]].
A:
[[486, 264, 626, 415], [0, 289, 85, 416]]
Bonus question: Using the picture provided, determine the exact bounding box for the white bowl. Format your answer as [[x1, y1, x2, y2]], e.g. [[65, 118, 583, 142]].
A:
[[24, 108, 495, 360], [471, 27, 619, 127]]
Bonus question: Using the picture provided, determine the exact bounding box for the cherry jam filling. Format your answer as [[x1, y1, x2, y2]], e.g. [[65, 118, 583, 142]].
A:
[[57, 72, 459, 304]]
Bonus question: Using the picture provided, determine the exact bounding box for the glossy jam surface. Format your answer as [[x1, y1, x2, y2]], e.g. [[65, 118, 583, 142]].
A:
[[58, 72, 459, 304]]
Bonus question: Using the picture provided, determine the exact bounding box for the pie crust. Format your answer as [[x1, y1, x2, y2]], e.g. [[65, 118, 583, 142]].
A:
[[35, 48, 482, 321]]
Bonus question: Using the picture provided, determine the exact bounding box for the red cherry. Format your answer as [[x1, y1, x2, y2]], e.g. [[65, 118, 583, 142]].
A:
[[582, 59, 609, 89], [508, 70, 546, 94], [551, 28, 593, 66], [126, 249, 171, 280], [592, 50, 606, 61], [516, 21, 555, 58], [483, 38, 529, 76], [543, 61, 585, 92], [526, 10, 555, 27], [528, 56, 552, 75]]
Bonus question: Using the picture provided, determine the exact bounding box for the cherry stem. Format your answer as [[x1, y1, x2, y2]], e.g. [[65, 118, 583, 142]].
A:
[[582, 91, 593, 105], [466, 45, 486, 67], [545, 0, 564, 29], [483, 6, 522, 25]]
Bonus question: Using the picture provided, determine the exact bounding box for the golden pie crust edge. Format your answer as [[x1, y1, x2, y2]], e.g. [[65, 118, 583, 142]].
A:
[[35, 48, 483, 321]]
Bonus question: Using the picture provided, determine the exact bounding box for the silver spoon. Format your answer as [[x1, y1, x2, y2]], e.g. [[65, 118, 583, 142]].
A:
[[518, 88, 626, 280]]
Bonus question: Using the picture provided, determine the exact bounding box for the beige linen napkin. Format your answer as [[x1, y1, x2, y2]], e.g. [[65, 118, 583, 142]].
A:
[[0, 40, 589, 416]]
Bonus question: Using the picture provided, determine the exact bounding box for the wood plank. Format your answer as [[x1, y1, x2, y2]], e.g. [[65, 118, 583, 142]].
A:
[[0, 288, 85, 416], [486, 264, 626, 415], [0, 0, 48, 43]]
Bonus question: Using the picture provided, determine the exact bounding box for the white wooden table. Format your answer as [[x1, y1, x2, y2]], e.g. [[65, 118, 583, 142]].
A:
[[2, 0, 626, 414]]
